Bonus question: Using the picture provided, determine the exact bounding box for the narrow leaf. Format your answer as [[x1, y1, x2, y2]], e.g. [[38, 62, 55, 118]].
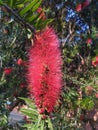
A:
[[16, 4, 24, 8], [27, 14, 40, 22], [15, 0, 26, 5], [0, 0, 3, 5], [19, 97, 33, 103], [31, 0, 42, 12], [20, 108, 38, 120], [40, 121, 44, 130], [19, 0, 41, 16], [19, 97, 36, 109], [21, 108, 38, 115], [48, 117, 54, 130], [10, 0, 13, 7], [23, 124, 34, 129]]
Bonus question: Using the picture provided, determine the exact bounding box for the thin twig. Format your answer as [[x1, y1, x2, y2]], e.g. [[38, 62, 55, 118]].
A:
[[3, 4, 35, 33], [62, 22, 75, 47]]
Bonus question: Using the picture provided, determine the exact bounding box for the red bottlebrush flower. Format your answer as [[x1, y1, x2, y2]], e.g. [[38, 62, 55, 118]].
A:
[[27, 27, 62, 114], [17, 58, 23, 65], [76, 4, 82, 12], [3, 68, 12, 75], [37, 7, 46, 20], [95, 93, 98, 98], [92, 56, 98, 67], [86, 38, 92, 44], [76, 0, 90, 12], [82, 0, 90, 9], [92, 61, 97, 67]]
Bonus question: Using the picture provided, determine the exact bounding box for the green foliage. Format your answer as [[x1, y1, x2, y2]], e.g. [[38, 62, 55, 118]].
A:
[[19, 97, 54, 130], [0, 95, 9, 129], [77, 97, 94, 110], [0, 0, 53, 30], [19, 0, 42, 16], [0, 115, 8, 127]]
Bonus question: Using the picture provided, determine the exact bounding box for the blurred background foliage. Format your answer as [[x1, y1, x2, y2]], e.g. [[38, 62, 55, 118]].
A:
[[0, 0, 98, 129]]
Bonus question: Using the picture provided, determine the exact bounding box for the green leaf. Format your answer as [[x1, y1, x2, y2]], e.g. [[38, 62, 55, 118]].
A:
[[27, 13, 40, 23], [10, 0, 13, 7], [16, 3, 24, 8], [78, 97, 94, 110], [0, 0, 3, 5], [35, 18, 53, 30], [0, 80, 6, 86], [23, 124, 34, 129], [19, 0, 41, 16], [31, 124, 41, 130], [40, 121, 44, 130], [4, 0, 15, 7], [15, 0, 26, 5], [19, 97, 33, 103], [37, 115, 42, 126], [48, 117, 54, 130], [20, 108, 38, 120], [19, 97, 37, 109], [41, 19, 53, 26], [21, 108, 38, 115], [31, 0, 42, 12]]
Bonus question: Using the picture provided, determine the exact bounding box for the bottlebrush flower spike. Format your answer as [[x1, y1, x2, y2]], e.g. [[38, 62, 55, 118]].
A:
[[27, 27, 62, 114]]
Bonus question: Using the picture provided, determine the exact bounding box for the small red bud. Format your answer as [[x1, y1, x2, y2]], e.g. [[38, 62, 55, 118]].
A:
[[76, 4, 82, 12], [17, 58, 23, 65], [92, 56, 98, 67], [3, 68, 12, 75], [92, 61, 97, 67], [37, 7, 46, 20], [86, 38, 92, 44]]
